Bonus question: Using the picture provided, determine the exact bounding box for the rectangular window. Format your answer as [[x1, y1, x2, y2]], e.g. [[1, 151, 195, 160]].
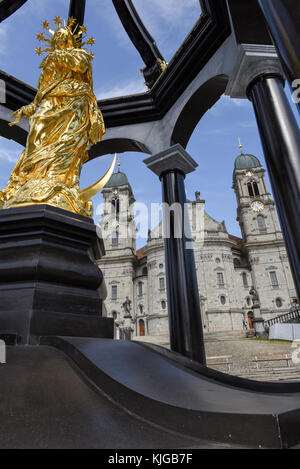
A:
[[257, 215, 266, 231], [111, 285, 117, 300], [138, 282, 143, 296], [112, 231, 119, 246], [159, 277, 165, 290], [270, 271, 278, 286], [217, 272, 224, 286], [242, 272, 248, 288]]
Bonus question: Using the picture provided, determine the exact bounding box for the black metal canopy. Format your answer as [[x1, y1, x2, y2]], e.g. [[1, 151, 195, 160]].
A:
[[0, 0, 232, 142], [0, 0, 27, 22]]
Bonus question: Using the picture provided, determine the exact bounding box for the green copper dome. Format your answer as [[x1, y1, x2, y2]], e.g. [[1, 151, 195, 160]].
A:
[[105, 171, 129, 188], [234, 153, 261, 170]]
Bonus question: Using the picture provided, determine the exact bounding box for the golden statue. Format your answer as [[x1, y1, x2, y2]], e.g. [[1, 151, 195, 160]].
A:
[[0, 17, 115, 218]]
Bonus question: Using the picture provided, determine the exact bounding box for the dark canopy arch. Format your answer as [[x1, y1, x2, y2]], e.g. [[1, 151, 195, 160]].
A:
[[171, 74, 229, 149], [0, 0, 27, 22], [0, 118, 27, 146], [88, 137, 151, 161]]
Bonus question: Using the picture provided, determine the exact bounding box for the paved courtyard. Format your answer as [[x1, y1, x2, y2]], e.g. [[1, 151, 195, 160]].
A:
[[205, 335, 300, 381], [135, 332, 300, 381]]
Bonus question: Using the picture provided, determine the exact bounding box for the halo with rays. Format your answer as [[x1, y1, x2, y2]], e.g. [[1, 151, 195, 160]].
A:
[[35, 16, 95, 59]]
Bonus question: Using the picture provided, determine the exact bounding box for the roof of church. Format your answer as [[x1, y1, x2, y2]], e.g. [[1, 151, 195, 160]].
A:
[[136, 247, 146, 260], [106, 171, 129, 188], [228, 234, 243, 251], [234, 153, 261, 170]]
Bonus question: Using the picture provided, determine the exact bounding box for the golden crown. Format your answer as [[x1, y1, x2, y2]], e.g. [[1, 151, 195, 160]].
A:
[[35, 16, 95, 59]]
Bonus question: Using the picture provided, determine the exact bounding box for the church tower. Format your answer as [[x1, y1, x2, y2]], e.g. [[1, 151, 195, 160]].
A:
[[233, 143, 296, 317], [97, 162, 136, 330], [233, 144, 282, 246], [100, 162, 136, 253]]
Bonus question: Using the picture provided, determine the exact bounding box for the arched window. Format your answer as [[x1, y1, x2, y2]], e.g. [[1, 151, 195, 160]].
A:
[[220, 295, 226, 305], [139, 305, 143, 315], [142, 267, 148, 276], [242, 272, 248, 288], [257, 215, 266, 230], [112, 311, 117, 320], [139, 319, 145, 337], [253, 182, 260, 196], [111, 198, 120, 215], [246, 297, 251, 306], [161, 300, 166, 310], [248, 183, 254, 197], [248, 182, 260, 197], [217, 272, 224, 286], [276, 298, 282, 308]]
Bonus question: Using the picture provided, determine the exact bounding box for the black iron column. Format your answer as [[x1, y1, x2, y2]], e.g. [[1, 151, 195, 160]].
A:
[[248, 74, 300, 298], [258, 0, 300, 91], [144, 145, 206, 364], [68, 0, 86, 25]]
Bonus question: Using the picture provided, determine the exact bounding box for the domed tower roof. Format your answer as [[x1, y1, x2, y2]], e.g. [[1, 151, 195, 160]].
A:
[[105, 171, 129, 188], [234, 153, 262, 170]]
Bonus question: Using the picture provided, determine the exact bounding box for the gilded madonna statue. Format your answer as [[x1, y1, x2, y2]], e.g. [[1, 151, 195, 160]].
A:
[[0, 17, 115, 218]]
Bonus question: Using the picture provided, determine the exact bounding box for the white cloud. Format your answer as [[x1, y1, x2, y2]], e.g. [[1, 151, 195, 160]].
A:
[[208, 95, 251, 117], [239, 121, 256, 129], [0, 22, 9, 56], [133, 0, 200, 59], [0, 137, 22, 163], [0, 146, 19, 163], [134, 0, 199, 31], [91, 0, 201, 60], [96, 78, 147, 100]]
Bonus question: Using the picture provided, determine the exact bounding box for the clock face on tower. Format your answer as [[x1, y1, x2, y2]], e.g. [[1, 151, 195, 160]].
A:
[[251, 201, 265, 212]]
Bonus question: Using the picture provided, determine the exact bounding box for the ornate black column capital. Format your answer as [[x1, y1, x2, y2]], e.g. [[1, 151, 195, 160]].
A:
[[144, 144, 198, 178], [258, 0, 300, 90], [225, 43, 284, 99]]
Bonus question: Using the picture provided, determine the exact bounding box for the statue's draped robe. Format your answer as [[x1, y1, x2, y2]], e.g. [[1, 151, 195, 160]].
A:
[[1, 48, 105, 217]]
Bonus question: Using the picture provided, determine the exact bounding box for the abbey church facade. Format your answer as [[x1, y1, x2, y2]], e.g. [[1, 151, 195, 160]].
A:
[[97, 151, 297, 339]]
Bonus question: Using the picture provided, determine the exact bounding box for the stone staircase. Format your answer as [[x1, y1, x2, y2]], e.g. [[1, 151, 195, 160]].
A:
[[134, 330, 246, 347], [204, 330, 246, 342], [265, 307, 300, 329], [133, 334, 170, 348], [232, 367, 300, 382]]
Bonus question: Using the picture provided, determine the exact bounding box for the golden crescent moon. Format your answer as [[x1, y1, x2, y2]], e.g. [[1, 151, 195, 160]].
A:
[[80, 154, 117, 202]]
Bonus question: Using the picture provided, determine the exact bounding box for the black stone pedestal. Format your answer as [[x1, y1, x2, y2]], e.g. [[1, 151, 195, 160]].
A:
[[0, 205, 113, 344]]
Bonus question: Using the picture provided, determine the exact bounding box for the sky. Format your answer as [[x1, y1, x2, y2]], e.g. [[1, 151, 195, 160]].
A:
[[0, 0, 299, 249]]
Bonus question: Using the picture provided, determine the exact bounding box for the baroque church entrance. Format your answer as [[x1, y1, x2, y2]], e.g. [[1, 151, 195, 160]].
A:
[[248, 312, 254, 330], [139, 320, 145, 337]]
